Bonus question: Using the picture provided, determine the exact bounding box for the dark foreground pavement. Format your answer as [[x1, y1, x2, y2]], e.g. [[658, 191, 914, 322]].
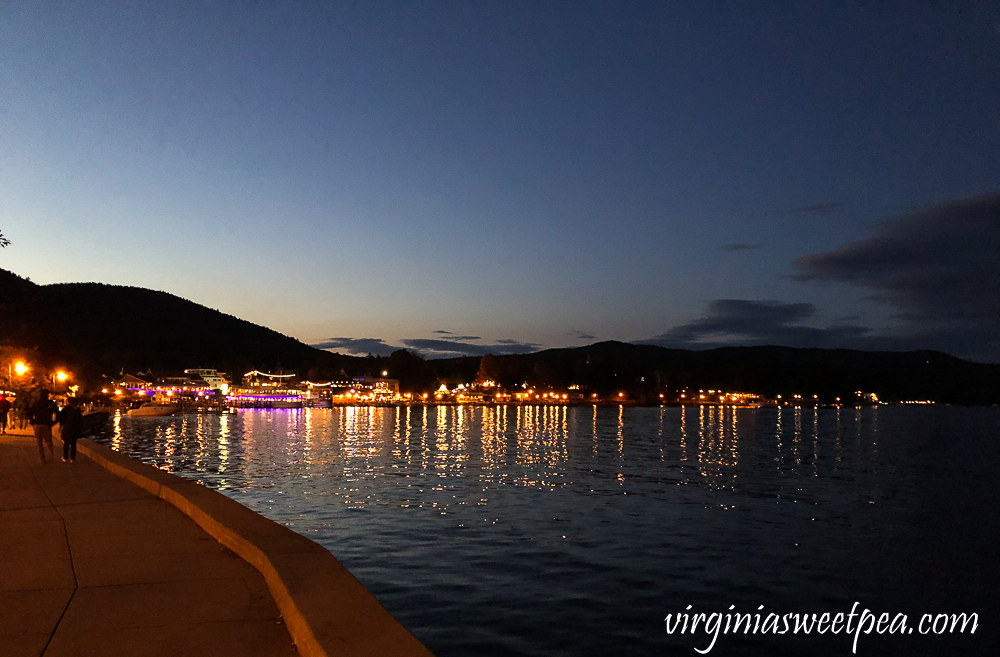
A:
[[0, 429, 298, 657]]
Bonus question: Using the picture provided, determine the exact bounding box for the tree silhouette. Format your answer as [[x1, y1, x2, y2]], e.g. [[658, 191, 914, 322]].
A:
[[476, 353, 499, 383], [0, 230, 9, 248]]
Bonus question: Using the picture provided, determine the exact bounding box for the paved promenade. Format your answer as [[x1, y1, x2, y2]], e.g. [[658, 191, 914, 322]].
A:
[[0, 428, 298, 657]]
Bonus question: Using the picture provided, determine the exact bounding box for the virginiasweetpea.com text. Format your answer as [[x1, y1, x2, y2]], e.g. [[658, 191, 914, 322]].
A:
[[664, 602, 978, 654]]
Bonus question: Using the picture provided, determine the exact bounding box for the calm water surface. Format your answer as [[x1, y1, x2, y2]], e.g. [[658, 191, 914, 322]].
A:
[[100, 406, 999, 656]]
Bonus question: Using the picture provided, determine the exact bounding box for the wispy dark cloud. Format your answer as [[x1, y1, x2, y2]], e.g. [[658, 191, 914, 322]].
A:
[[430, 330, 480, 340], [638, 300, 883, 350], [721, 243, 762, 252], [794, 193, 1000, 361], [401, 338, 540, 358], [311, 337, 400, 356], [567, 330, 597, 340], [314, 335, 540, 359], [774, 201, 844, 216]]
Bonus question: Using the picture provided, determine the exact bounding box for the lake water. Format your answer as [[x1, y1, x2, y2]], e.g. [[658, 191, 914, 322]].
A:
[[99, 405, 999, 656]]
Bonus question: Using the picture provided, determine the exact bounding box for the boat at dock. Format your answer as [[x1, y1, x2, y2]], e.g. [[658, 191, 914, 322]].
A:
[[127, 403, 178, 417]]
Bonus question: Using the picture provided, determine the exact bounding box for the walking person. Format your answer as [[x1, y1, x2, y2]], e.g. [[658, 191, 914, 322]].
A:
[[58, 397, 84, 463], [0, 394, 11, 434], [14, 395, 29, 429], [28, 389, 59, 463]]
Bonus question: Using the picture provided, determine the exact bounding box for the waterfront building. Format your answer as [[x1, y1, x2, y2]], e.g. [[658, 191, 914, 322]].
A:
[[115, 374, 153, 392], [319, 377, 401, 403], [184, 368, 229, 391], [229, 370, 304, 408], [357, 377, 399, 402]]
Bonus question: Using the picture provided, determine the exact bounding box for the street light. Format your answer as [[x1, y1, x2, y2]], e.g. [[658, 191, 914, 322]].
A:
[[56, 370, 69, 382], [7, 359, 30, 389]]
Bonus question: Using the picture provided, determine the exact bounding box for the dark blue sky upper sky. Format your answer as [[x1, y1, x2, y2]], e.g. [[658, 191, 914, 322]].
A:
[[2, 1, 998, 360]]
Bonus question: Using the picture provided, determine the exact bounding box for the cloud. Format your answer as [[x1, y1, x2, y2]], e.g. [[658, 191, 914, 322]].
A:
[[721, 243, 762, 252], [313, 335, 540, 359], [567, 330, 597, 340], [639, 300, 884, 350], [430, 330, 480, 340], [311, 337, 399, 357], [774, 202, 844, 216], [633, 194, 999, 361], [401, 338, 540, 358], [793, 193, 1000, 361]]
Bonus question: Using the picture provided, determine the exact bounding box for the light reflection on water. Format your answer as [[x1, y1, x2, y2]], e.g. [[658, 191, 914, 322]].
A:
[[99, 406, 999, 656]]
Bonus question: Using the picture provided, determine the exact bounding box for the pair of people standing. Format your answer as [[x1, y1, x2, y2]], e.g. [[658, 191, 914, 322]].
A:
[[28, 390, 83, 463]]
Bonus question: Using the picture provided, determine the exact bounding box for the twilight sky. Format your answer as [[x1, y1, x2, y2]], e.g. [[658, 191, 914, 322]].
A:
[[1, 2, 997, 361]]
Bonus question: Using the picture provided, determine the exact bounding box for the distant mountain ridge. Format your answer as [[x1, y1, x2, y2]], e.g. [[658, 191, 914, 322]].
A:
[[0, 268, 357, 379], [451, 340, 1000, 404], [2, 268, 997, 403]]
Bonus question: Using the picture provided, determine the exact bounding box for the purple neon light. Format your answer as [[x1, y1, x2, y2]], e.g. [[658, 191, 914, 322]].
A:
[[227, 394, 303, 401]]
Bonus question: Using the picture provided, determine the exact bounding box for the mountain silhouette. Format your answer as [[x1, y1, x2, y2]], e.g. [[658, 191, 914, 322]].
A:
[[2, 268, 997, 403], [0, 268, 357, 380]]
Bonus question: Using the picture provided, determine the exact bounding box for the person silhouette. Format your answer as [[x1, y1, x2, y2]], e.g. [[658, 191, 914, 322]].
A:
[[0, 394, 11, 434], [58, 397, 84, 463], [28, 389, 59, 463]]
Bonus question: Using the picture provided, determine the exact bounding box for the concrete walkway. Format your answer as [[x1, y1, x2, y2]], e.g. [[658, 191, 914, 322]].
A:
[[0, 429, 298, 657]]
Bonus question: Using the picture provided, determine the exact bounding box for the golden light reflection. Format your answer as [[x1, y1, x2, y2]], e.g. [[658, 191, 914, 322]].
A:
[[592, 405, 598, 456], [688, 405, 741, 478], [776, 406, 783, 454], [701, 407, 712, 466], [792, 407, 803, 466], [679, 406, 688, 461], [835, 407, 843, 463], [435, 405, 449, 471], [421, 405, 429, 469], [194, 415, 209, 466], [480, 406, 502, 469], [812, 408, 819, 477], [404, 404, 412, 454], [102, 401, 811, 511], [163, 421, 176, 460], [218, 413, 230, 474], [617, 404, 624, 461], [303, 407, 315, 468], [112, 410, 122, 450]]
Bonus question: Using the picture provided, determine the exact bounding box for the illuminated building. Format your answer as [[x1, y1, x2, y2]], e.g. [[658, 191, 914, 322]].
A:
[[229, 370, 303, 408]]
